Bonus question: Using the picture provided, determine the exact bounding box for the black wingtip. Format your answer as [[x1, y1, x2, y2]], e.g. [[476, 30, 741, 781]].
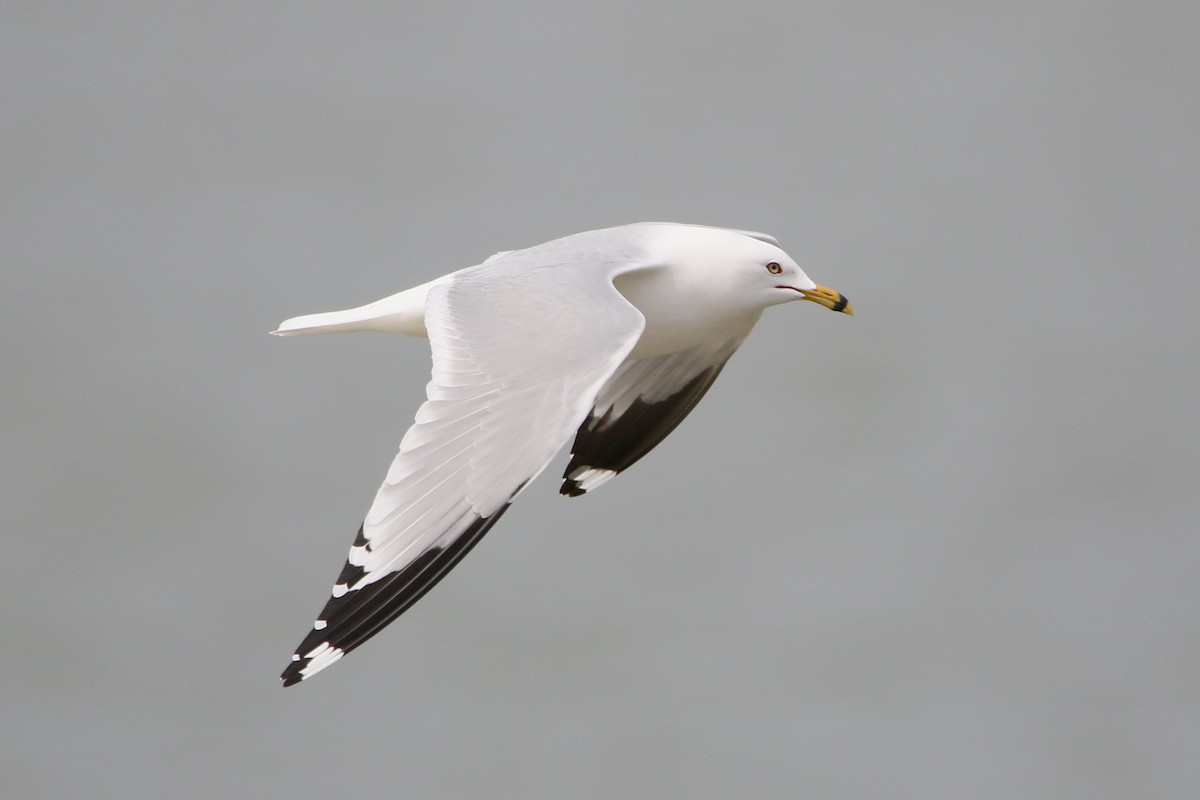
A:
[[278, 503, 517, 687], [560, 479, 586, 497], [280, 653, 307, 686]]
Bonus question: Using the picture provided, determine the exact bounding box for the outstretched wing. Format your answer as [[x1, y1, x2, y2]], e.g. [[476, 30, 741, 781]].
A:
[[560, 333, 750, 496], [282, 250, 647, 685]]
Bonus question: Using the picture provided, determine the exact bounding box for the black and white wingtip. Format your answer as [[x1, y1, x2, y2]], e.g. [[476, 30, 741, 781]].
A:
[[560, 466, 618, 497], [281, 596, 349, 687], [558, 353, 730, 499], [282, 640, 344, 687], [281, 506, 514, 686]]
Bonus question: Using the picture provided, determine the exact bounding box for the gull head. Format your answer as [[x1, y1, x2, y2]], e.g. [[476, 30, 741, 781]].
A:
[[754, 248, 853, 316], [614, 224, 852, 359], [643, 223, 853, 317]]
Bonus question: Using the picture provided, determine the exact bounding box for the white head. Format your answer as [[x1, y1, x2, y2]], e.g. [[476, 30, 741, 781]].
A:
[[639, 223, 853, 316], [608, 223, 852, 359]]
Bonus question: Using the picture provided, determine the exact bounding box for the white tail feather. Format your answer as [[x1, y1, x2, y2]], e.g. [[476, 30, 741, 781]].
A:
[[271, 274, 456, 337]]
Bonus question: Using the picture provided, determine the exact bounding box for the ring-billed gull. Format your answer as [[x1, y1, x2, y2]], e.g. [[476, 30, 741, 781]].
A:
[[275, 222, 852, 685]]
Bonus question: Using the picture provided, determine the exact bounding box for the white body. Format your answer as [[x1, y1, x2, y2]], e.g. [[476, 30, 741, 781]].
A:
[[277, 222, 848, 685]]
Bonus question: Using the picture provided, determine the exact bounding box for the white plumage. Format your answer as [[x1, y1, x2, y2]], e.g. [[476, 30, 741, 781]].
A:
[[276, 222, 852, 685]]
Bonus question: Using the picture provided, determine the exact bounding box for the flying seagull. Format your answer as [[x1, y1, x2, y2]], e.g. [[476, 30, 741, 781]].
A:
[[275, 222, 852, 686]]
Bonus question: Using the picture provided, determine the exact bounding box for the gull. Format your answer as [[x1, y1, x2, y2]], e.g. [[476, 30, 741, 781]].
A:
[[275, 222, 852, 685]]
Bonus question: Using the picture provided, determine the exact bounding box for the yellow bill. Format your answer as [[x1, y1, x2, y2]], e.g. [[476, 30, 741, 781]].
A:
[[800, 285, 854, 316]]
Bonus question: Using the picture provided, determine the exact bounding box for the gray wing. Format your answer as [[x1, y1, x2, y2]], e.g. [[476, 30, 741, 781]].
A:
[[283, 251, 646, 685], [560, 332, 750, 496]]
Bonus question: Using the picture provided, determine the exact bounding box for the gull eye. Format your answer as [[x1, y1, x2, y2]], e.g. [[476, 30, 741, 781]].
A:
[[766, 261, 783, 275]]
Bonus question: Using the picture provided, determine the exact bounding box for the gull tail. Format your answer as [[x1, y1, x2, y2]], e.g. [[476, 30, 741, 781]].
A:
[[271, 277, 451, 337]]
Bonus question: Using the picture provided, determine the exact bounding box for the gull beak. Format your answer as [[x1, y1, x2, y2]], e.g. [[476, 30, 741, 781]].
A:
[[799, 285, 854, 316]]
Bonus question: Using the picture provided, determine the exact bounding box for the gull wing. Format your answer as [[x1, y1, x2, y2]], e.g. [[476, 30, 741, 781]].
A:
[[282, 247, 646, 685], [560, 332, 750, 496]]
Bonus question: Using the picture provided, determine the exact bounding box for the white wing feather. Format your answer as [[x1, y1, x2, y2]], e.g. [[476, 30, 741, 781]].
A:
[[282, 239, 648, 684]]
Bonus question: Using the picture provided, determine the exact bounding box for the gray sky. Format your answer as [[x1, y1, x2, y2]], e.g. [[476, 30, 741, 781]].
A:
[[4, 3, 1198, 798]]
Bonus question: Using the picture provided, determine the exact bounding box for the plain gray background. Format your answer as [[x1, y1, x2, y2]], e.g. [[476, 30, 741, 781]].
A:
[[4, 3, 1197, 798]]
